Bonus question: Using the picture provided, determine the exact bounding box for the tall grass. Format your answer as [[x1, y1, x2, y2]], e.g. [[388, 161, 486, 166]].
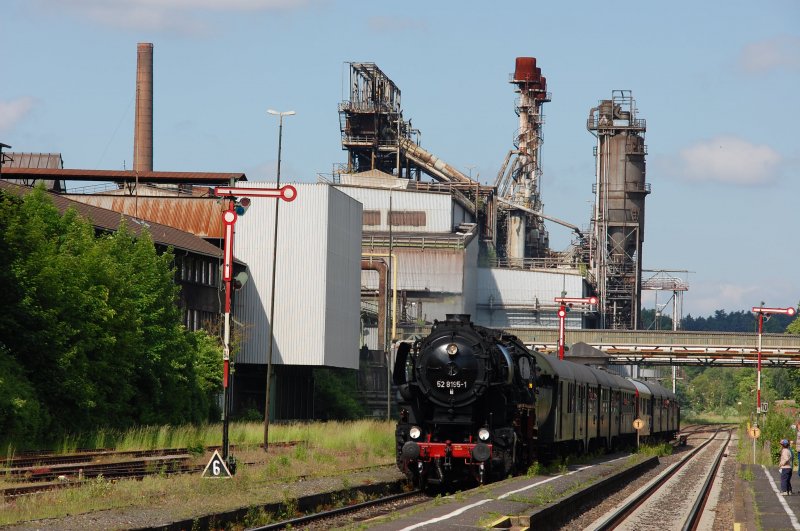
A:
[[10, 419, 397, 456], [1, 420, 399, 526], [636, 442, 673, 458], [682, 412, 744, 425]]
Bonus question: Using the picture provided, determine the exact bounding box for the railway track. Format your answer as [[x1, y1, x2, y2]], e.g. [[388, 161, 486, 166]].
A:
[[0, 441, 304, 498], [3, 441, 301, 469], [245, 489, 426, 530], [584, 428, 731, 531]]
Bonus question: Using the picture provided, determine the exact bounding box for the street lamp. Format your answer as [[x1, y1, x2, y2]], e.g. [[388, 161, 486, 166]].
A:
[[264, 109, 295, 451], [751, 305, 796, 423]]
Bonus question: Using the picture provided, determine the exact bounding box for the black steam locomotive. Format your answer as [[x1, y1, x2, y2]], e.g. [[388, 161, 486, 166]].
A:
[[393, 315, 679, 489]]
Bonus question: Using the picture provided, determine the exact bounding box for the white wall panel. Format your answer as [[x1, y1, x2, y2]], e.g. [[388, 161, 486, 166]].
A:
[[234, 183, 361, 369], [477, 268, 584, 305], [324, 188, 363, 367], [335, 186, 453, 233], [474, 268, 587, 329], [361, 248, 465, 293]]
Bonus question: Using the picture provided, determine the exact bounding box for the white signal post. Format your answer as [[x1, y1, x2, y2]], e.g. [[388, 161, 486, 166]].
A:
[[751, 305, 796, 424], [554, 296, 598, 360], [213, 184, 298, 470]]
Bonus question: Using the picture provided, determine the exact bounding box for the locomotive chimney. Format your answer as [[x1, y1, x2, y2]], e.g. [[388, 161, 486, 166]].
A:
[[445, 314, 472, 325], [134, 42, 154, 172]]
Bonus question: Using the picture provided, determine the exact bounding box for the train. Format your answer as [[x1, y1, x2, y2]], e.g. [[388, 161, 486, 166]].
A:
[[392, 314, 680, 489]]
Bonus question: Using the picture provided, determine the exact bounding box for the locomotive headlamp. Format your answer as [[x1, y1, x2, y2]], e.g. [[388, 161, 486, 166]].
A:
[[446, 343, 459, 357], [409, 426, 422, 440], [478, 428, 491, 441]]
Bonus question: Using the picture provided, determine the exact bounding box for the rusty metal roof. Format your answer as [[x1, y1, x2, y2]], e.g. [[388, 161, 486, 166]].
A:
[[5, 152, 64, 169], [0, 167, 246, 184], [0, 180, 234, 260], [66, 193, 227, 238]]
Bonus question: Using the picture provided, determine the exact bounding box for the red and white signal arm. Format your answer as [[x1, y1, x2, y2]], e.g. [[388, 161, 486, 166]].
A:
[[751, 306, 796, 316], [213, 184, 298, 202], [221, 209, 237, 281], [555, 296, 599, 305]]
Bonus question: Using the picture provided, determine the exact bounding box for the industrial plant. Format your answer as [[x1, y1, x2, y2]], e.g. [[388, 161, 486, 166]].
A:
[[0, 44, 681, 420], [331, 60, 653, 334]]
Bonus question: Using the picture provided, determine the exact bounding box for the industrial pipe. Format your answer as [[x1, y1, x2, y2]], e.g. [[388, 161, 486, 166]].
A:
[[363, 252, 398, 343]]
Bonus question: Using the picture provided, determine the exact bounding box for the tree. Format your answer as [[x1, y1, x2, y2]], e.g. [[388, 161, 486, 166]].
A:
[[312, 367, 366, 420], [0, 186, 224, 446], [0, 345, 49, 446]]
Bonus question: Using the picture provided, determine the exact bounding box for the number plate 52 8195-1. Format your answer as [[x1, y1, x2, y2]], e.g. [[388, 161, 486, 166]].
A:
[[436, 380, 468, 389]]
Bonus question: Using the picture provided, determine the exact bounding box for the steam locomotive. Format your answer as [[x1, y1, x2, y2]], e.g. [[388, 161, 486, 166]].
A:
[[393, 315, 679, 489]]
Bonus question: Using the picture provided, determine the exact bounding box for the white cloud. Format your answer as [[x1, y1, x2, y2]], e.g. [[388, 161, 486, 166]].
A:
[[0, 97, 36, 134], [739, 36, 800, 74], [676, 136, 782, 186], [33, 0, 312, 34]]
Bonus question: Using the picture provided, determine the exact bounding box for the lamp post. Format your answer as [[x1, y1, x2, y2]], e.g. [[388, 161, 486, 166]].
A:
[[264, 109, 295, 451], [751, 305, 796, 424], [553, 296, 598, 359]]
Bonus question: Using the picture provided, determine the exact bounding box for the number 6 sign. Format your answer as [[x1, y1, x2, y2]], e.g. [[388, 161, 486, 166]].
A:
[[202, 450, 232, 478]]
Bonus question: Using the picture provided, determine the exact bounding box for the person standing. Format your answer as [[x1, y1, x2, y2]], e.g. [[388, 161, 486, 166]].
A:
[[780, 439, 793, 495]]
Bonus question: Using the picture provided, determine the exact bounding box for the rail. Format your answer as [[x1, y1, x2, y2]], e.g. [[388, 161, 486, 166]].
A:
[[249, 489, 422, 530], [586, 429, 727, 530]]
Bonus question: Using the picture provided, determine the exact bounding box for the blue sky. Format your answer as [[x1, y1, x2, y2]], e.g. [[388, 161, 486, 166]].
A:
[[1, 0, 798, 319]]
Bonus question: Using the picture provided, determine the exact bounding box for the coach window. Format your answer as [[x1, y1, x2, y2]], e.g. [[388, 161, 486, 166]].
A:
[[567, 383, 573, 413]]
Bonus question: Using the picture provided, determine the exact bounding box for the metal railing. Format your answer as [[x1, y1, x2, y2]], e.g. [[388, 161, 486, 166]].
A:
[[393, 326, 800, 348], [488, 256, 583, 271], [592, 182, 651, 194], [587, 117, 647, 131], [362, 234, 467, 250]]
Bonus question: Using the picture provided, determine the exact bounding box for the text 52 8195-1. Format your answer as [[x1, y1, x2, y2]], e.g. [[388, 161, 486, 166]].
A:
[[436, 380, 468, 389]]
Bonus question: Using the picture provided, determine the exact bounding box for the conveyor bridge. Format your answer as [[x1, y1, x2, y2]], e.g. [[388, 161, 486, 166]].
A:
[[396, 327, 800, 367], [510, 329, 800, 367]]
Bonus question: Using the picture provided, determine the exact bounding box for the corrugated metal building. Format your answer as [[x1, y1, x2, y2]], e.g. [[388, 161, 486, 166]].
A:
[[234, 182, 362, 367], [336, 185, 462, 233], [474, 268, 589, 328], [231, 182, 363, 419]]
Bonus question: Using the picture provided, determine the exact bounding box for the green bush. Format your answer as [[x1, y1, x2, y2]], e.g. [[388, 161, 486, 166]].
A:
[[312, 367, 366, 420], [761, 411, 796, 465], [0, 346, 49, 447]]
